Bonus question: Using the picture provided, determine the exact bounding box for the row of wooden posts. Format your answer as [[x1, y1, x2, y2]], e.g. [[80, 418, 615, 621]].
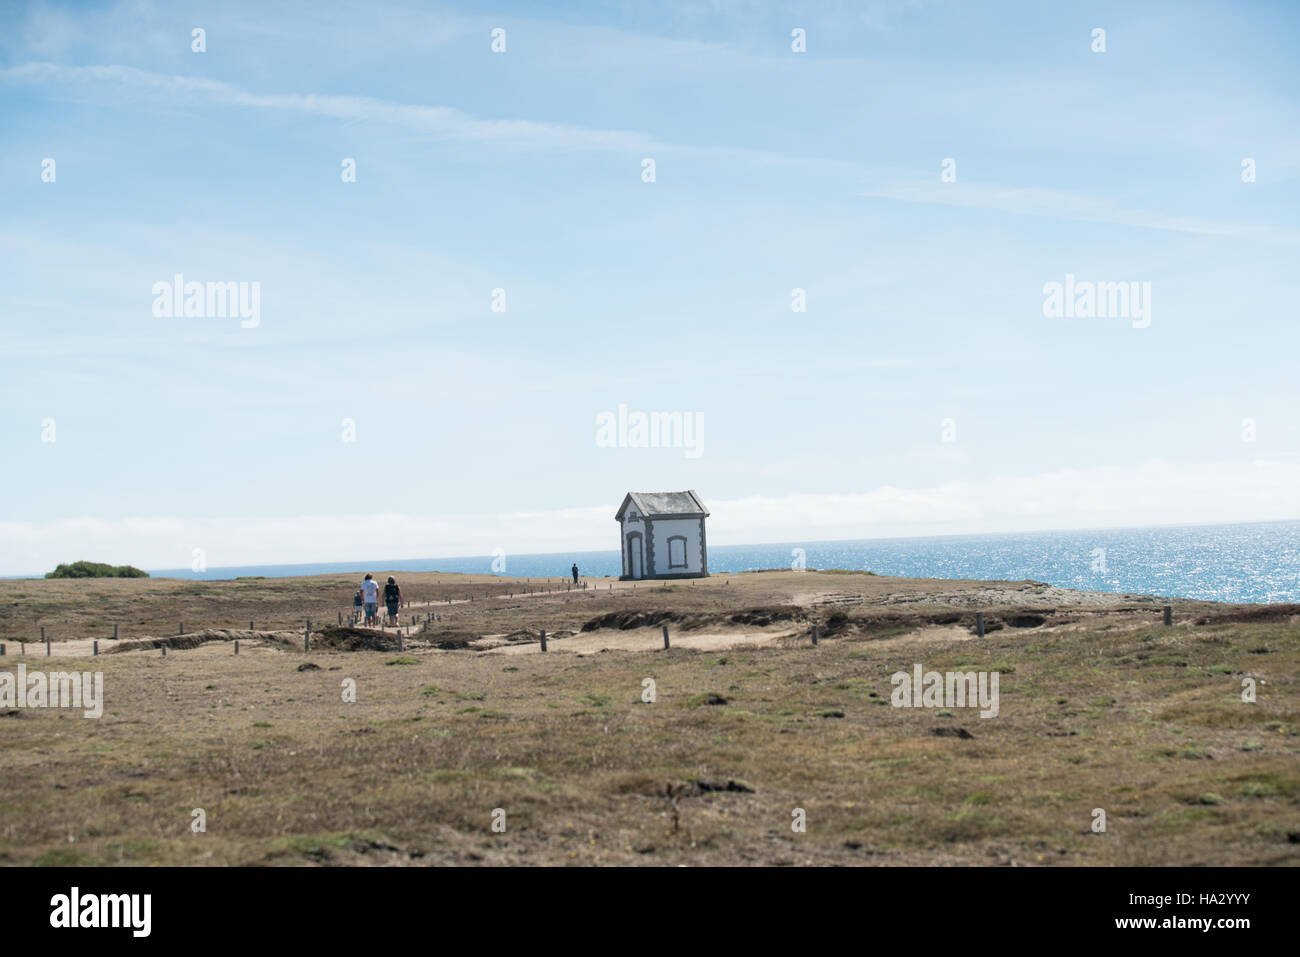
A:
[[0, 579, 683, 657], [0, 605, 1180, 657]]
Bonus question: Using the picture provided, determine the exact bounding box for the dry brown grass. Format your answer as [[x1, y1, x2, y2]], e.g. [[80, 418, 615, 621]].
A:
[[0, 571, 1295, 866]]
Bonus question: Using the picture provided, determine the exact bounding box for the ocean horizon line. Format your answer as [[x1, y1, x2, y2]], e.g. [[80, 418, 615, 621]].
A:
[[5, 514, 1294, 590]]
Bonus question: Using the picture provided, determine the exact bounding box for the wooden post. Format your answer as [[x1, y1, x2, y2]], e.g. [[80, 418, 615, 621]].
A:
[[976, 613, 985, 638], [113, 623, 119, 640], [179, 622, 184, 636], [338, 611, 342, 626], [398, 632, 404, 651], [234, 640, 239, 655], [19, 642, 23, 656], [93, 641, 98, 656], [662, 625, 670, 650], [539, 629, 548, 653], [41, 626, 45, 643], [161, 644, 166, 657], [250, 620, 254, 631], [46, 639, 51, 657], [305, 621, 311, 651], [811, 625, 819, 646], [0, 643, 5, 656], [1163, 605, 1173, 626]]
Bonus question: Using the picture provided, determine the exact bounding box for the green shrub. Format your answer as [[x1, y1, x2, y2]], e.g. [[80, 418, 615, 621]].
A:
[[45, 561, 149, 579]]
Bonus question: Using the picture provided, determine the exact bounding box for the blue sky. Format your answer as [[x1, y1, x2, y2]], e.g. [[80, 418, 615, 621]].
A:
[[1, 0, 1298, 575]]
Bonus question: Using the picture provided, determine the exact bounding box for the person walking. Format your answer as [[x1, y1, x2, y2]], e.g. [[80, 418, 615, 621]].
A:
[[352, 588, 364, 625], [571, 563, 579, 585], [384, 576, 402, 627], [360, 573, 380, 627]]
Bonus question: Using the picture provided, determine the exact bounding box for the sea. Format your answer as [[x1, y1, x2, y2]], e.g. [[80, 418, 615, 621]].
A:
[[142, 519, 1300, 604]]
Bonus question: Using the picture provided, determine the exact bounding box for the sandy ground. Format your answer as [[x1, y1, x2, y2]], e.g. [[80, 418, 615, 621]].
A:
[[486, 626, 799, 655]]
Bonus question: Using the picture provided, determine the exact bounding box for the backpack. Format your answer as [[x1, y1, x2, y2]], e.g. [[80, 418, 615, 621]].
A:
[[384, 583, 399, 601]]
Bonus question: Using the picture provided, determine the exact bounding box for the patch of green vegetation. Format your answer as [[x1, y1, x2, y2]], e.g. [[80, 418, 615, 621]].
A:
[[103, 837, 160, 860], [937, 808, 1009, 840], [34, 849, 97, 866], [385, 657, 417, 666], [1195, 793, 1226, 805], [456, 690, 485, 701], [252, 721, 272, 728], [267, 830, 384, 860], [45, 560, 149, 579], [686, 692, 729, 707], [420, 685, 440, 697], [1239, 781, 1279, 798], [1159, 807, 1214, 826]]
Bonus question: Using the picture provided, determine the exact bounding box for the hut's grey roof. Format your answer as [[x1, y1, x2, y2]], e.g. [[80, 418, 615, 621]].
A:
[[616, 490, 709, 521]]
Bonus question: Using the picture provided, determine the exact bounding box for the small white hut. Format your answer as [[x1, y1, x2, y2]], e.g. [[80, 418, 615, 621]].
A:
[[615, 490, 709, 580]]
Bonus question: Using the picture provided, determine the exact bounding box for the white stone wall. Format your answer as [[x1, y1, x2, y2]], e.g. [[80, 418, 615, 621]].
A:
[[649, 517, 702, 575]]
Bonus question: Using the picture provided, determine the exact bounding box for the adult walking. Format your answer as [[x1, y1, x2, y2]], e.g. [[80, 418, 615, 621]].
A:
[[360, 573, 380, 627], [384, 576, 402, 627]]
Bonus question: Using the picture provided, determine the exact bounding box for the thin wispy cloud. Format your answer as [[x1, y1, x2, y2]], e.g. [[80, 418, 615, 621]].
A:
[[862, 180, 1298, 242], [1, 62, 669, 152]]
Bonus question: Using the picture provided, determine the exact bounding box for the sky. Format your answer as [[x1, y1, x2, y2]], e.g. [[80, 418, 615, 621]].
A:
[[1, 0, 1297, 575]]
